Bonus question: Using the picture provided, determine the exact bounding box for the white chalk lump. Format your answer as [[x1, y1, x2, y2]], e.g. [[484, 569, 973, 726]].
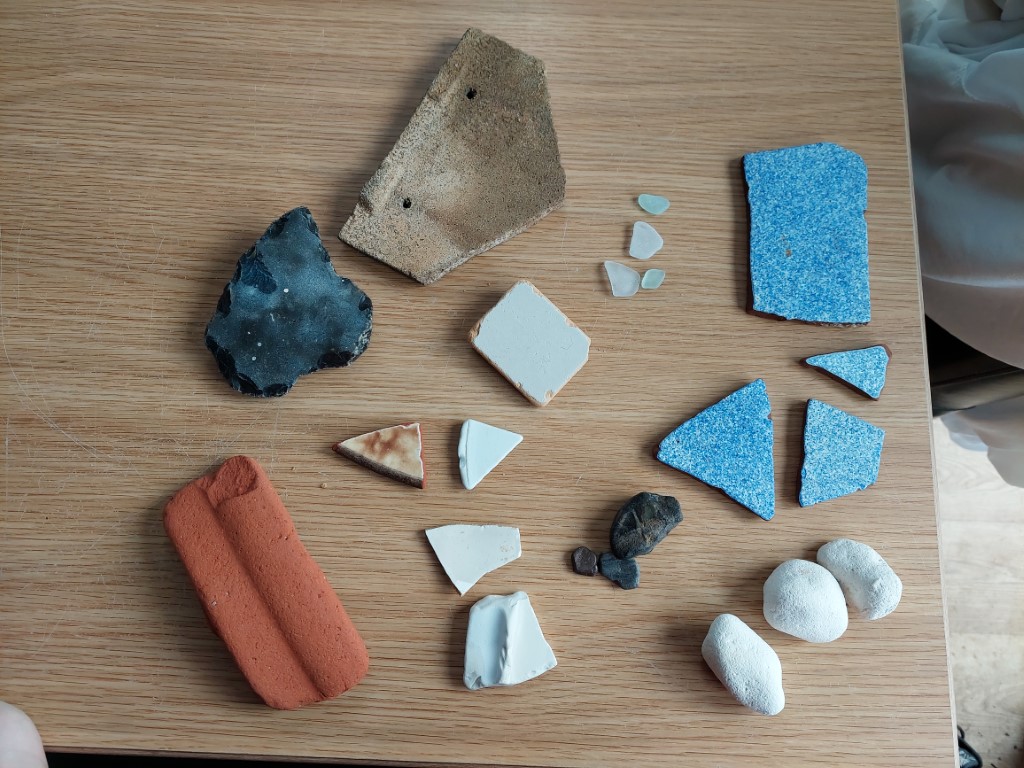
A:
[[763, 559, 849, 643], [704, 538, 902, 715], [817, 539, 902, 620], [702, 614, 785, 716]]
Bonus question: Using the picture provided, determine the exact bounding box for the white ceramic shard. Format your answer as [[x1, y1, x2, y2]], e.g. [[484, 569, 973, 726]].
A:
[[641, 268, 666, 290], [458, 419, 523, 490], [817, 539, 903, 620], [425, 524, 522, 595], [701, 614, 785, 716], [469, 280, 591, 406], [629, 221, 664, 260], [637, 194, 670, 215], [464, 591, 557, 690], [763, 559, 849, 643], [604, 260, 641, 297]]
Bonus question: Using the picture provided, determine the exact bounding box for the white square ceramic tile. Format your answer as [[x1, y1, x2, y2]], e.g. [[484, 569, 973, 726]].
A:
[[469, 281, 590, 406]]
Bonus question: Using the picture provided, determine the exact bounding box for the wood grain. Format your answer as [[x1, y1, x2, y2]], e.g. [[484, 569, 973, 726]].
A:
[[934, 419, 1024, 767], [0, 1, 955, 765]]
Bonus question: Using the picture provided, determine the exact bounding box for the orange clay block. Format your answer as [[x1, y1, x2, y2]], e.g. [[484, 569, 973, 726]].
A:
[[164, 455, 369, 710]]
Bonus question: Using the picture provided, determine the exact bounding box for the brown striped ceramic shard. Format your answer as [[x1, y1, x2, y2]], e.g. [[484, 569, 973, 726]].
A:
[[164, 456, 369, 709], [339, 28, 566, 284], [332, 422, 426, 488]]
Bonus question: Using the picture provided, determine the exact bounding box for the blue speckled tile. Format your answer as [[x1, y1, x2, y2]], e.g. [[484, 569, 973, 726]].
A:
[[805, 345, 890, 398], [657, 379, 775, 520], [745, 142, 870, 324], [800, 399, 884, 507]]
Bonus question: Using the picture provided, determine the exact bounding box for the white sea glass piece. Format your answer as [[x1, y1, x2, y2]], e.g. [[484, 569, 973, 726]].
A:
[[604, 261, 641, 297], [629, 221, 664, 260]]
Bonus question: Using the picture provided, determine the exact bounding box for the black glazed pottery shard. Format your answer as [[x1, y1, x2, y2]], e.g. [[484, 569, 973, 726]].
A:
[[206, 207, 372, 397]]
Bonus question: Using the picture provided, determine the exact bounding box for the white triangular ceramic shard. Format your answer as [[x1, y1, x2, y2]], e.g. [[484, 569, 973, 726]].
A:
[[425, 524, 522, 595], [332, 422, 425, 488], [464, 591, 557, 690], [458, 419, 523, 490]]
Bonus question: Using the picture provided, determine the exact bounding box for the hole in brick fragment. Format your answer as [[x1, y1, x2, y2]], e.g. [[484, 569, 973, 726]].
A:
[[402, 197, 412, 209]]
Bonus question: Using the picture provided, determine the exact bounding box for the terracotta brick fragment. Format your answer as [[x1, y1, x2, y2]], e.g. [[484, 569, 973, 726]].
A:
[[164, 456, 369, 709]]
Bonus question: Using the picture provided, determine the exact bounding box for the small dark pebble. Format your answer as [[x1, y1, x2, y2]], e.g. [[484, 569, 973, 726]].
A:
[[571, 546, 598, 576], [610, 491, 683, 559], [599, 552, 640, 590]]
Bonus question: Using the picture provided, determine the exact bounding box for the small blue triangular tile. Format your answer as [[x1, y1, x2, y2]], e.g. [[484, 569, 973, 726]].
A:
[[805, 345, 890, 399], [657, 379, 775, 520]]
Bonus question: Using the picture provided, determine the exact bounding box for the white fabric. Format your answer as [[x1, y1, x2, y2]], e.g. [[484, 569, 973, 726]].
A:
[[901, 0, 1024, 368], [903, 0, 1024, 488], [942, 402, 1024, 486]]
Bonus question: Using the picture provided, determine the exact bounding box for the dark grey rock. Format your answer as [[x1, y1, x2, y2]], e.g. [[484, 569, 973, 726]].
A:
[[599, 552, 640, 590], [206, 207, 372, 397], [610, 491, 682, 559], [571, 546, 598, 577]]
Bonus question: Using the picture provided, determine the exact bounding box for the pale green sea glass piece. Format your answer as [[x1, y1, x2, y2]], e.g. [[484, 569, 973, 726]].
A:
[[637, 194, 670, 215], [604, 261, 641, 297], [641, 269, 666, 290]]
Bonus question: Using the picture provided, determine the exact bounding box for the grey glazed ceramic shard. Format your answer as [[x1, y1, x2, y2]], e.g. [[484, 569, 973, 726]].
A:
[[206, 207, 372, 397], [340, 28, 566, 285]]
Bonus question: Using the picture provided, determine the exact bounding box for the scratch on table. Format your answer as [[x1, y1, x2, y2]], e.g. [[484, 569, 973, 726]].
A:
[[558, 217, 572, 277], [0, 225, 141, 475], [27, 602, 73, 659], [214, 402, 272, 449], [267, 407, 282, 473]]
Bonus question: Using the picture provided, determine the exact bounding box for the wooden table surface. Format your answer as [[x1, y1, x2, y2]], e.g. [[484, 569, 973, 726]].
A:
[[0, 1, 955, 765]]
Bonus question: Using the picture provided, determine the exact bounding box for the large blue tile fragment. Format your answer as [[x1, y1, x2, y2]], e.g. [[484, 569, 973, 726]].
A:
[[805, 345, 890, 399], [799, 399, 884, 507], [745, 142, 870, 325], [206, 207, 373, 397], [657, 379, 775, 520]]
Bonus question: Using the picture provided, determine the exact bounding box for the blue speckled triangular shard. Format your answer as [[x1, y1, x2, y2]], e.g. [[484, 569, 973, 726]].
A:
[[805, 345, 890, 399], [800, 399, 884, 507], [745, 142, 870, 325], [657, 379, 775, 520]]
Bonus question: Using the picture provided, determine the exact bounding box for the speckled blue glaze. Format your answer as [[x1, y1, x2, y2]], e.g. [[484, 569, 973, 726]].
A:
[[799, 399, 885, 507], [805, 345, 890, 398], [745, 142, 870, 324], [657, 379, 775, 520], [206, 207, 372, 397]]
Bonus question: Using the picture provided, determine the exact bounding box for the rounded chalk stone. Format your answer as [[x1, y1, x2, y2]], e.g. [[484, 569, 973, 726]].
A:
[[763, 559, 848, 643], [817, 538, 902, 620], [701, 614, 784, 716]]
